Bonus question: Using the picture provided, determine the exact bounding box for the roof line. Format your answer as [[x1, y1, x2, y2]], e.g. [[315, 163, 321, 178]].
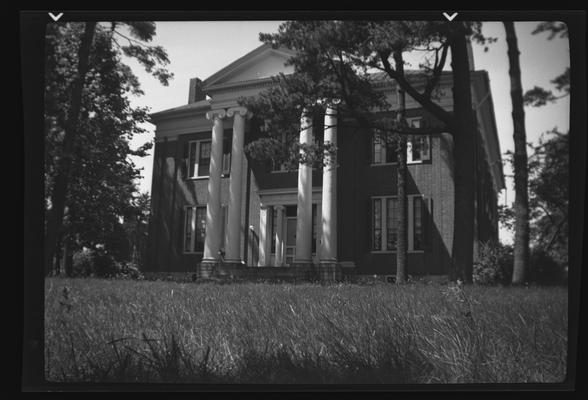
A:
[[202, 43, 296, 88]]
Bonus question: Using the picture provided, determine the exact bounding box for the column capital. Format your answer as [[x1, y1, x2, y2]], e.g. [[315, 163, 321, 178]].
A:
[[317, 98, 341, 108], [206, 109, 227, 121], [274, 205, 285, 211], [227, 106, 252, 119]]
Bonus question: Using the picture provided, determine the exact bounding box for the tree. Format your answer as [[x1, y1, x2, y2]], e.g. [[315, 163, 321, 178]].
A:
[[123, 192, 151, 268], [243, 21, 488, 282], [44, 22, 172, 275], [528, 130, 569, 269], [504, 21, 530, 285], [44, 22, 96, 276]]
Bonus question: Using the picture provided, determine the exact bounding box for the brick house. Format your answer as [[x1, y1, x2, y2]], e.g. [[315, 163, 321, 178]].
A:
[[146, 44, 504, 280]]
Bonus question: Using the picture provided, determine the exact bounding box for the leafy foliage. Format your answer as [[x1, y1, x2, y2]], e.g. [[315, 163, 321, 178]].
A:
[[473, 241, 513, 285], [242, 21, 482, 168], [523, 22, 569, 107], [528, 130, 569, 269], [72, 247, 144, 279], [45, 22, 167, 273], [499, 130, 568, 278]]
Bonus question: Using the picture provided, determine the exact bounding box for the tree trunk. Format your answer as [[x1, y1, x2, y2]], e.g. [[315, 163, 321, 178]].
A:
[[504, 21, 530, 285], [44, 22, 96, 276], [396, 87, 408, 283], [449, 27, 476, 283], [63, 238, 74, 277]]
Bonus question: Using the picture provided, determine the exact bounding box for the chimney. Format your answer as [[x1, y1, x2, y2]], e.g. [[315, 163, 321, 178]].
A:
[[188, 77, 205, 103], [466, 39, 475, 71]]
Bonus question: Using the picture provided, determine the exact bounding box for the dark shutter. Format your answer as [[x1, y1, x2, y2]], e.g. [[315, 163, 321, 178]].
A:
[[181, 141, 189, 180], [425, 197, 432, 250]]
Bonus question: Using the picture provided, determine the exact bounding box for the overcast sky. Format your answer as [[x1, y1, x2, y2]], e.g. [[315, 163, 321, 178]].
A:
[[123, 21, 570, 244]]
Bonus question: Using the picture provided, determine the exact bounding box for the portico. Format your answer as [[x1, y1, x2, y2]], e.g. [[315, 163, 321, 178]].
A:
[[200, 102, 340, 280]]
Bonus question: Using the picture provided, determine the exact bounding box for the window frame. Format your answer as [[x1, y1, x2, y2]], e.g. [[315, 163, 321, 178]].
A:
[[186, 139, 212, 179], [370, 195, 428, 254], [370, 117, 431, 166], [183, 205, 207, 254], [186, 138, 232, 179], [406, 117, 431, 164]]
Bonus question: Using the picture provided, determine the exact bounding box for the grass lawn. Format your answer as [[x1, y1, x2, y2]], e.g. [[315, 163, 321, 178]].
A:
[[44, 277, 568, 384]]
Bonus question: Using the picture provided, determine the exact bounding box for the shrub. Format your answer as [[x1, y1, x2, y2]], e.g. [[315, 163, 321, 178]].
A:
[[72, 248, 95, 277], [117, 262, 145, 280], [473, 241, 513, 285], [72, 247, 139, 278]]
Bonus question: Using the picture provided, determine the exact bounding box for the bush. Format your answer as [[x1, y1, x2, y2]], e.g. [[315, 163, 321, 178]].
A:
[[117, 262, 145, 280], [529, 248, 565, 286], [72, 247, 143, 279], [473, 241, 513, 285]]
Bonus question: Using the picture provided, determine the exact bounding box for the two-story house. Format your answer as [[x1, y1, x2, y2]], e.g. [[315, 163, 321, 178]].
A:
[[146, 44, 504, 281]]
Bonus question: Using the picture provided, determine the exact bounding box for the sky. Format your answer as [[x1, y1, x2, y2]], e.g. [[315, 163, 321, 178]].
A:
[[123, 21, 570, 244]]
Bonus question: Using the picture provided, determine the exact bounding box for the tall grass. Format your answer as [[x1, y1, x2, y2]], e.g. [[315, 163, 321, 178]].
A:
[[44, 278, 567, 384]]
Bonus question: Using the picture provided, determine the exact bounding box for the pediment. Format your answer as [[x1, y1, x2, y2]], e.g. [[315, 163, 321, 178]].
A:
[[203, 44, 296, 88]]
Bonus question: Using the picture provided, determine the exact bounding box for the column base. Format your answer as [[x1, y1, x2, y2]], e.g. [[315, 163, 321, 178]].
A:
[[319, 262, 342, 283], [197, 259, 220, 279]]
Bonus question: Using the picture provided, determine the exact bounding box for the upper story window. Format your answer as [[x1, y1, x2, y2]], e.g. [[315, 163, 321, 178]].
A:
[[371, 117, 431, 165], [186, 137, 231, 179]]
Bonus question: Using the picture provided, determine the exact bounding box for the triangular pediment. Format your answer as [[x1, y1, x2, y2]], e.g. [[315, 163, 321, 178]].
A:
[[202, 44, 296, 88]]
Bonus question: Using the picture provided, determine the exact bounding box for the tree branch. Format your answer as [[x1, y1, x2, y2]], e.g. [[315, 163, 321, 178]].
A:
[[379, 50, 454, 130], [423, 42, 449, 99]]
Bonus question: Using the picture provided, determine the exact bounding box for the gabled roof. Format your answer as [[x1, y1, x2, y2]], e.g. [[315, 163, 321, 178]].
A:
[[202, 43, 296, 89]]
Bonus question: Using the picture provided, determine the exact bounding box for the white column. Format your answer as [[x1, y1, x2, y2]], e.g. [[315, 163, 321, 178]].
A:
[[203, 109, 226, 261], [258, 205, 271, 267], [224, 107, 249, 264], [295, 110, 313, 263], [275, 205, 285, 266], [321, 105, 338, 262]]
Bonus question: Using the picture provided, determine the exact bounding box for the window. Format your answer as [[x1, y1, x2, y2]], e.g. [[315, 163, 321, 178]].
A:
[[184, 206, 207, 253], [186, 137, 231, 178], [371, 117, 430, 165], [386, 198, 398, 250], [371, 134, 398, 165], [198, 141, 211, 176], [371, 196, 429, 252], [406, 118, 431, 163], [187, 140, 211, 178]]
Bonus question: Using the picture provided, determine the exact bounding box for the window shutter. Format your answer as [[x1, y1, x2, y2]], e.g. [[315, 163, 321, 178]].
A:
[[421, 136, 431, 161], [181, 142, 189, 180]]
